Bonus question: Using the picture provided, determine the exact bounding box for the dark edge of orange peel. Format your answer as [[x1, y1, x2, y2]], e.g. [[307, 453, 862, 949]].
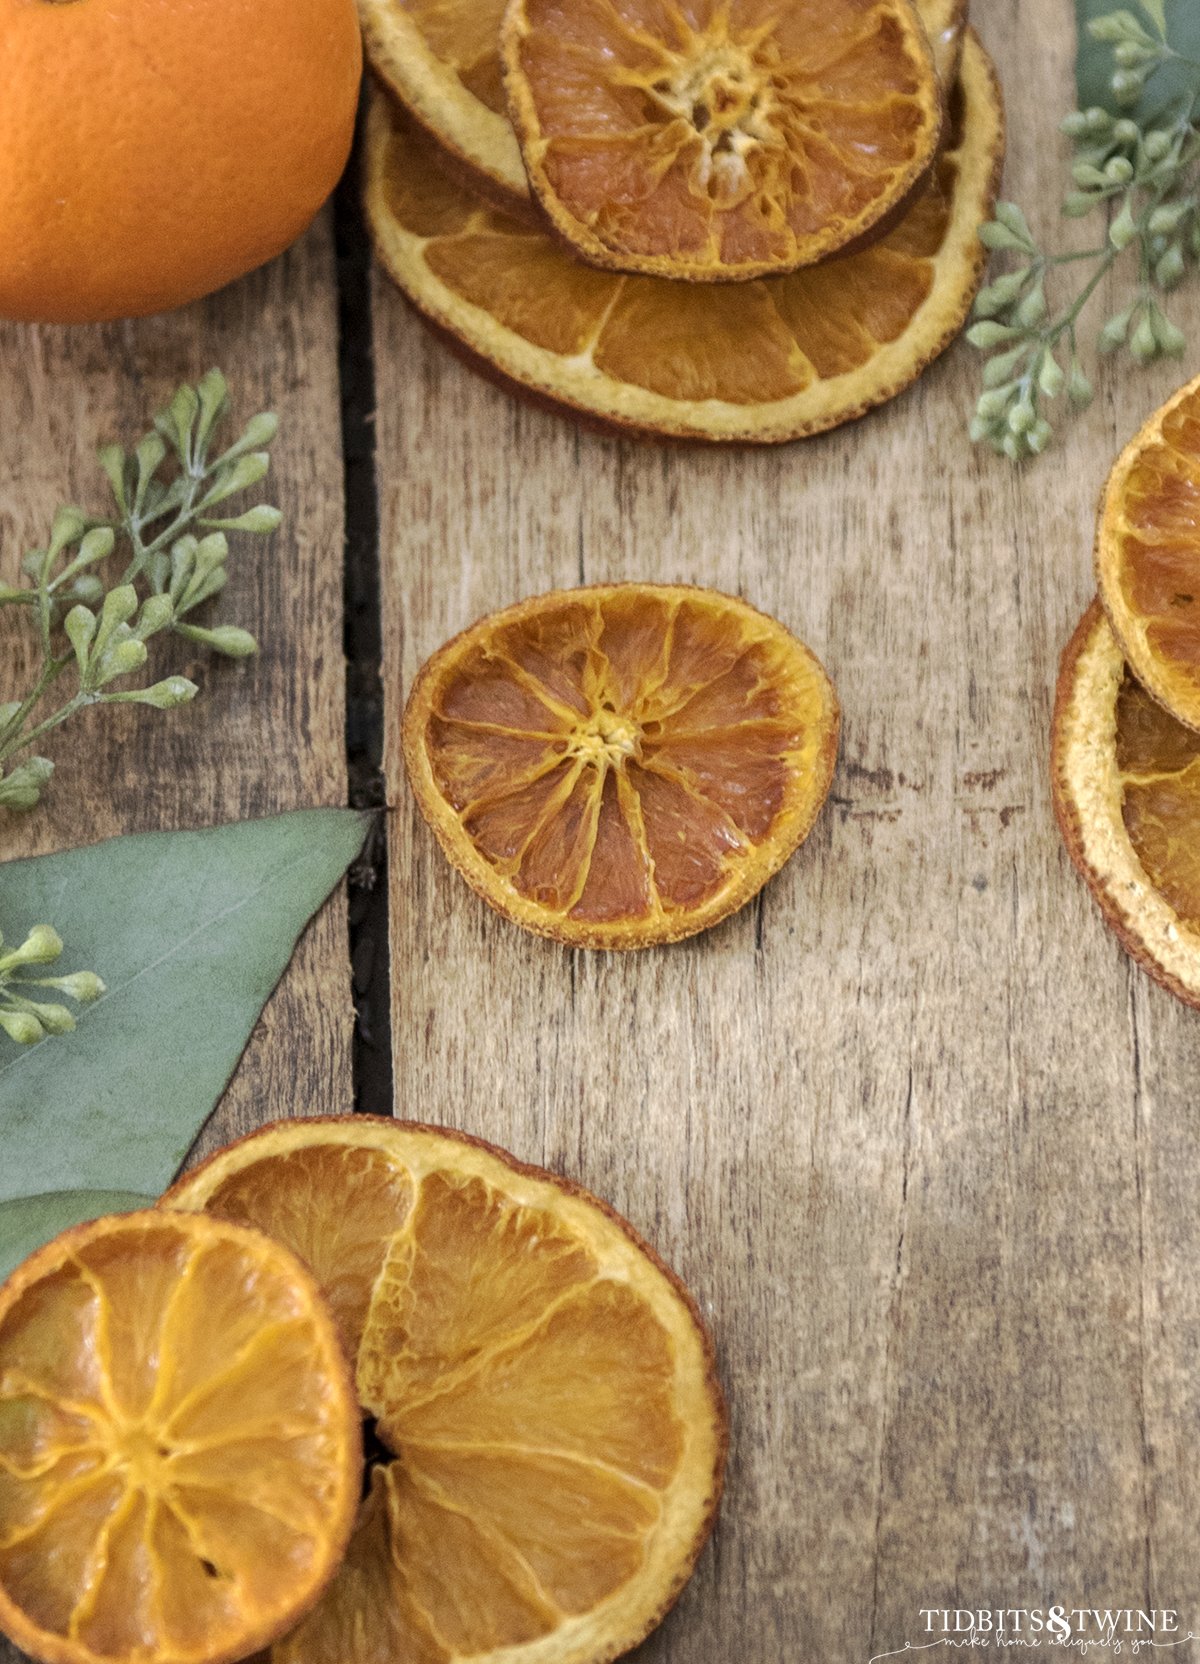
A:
[[399, 583, 841, 950]]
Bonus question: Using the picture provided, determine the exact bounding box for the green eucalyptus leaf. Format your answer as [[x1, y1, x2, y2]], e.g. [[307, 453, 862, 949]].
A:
[[1076, 0, 1200, 116], [0, 1191, 155, 1284], [0, 808, 371, 1205]]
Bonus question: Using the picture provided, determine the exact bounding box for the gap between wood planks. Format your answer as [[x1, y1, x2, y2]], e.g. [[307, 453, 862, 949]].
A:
[[335, 135, 394, 1116]]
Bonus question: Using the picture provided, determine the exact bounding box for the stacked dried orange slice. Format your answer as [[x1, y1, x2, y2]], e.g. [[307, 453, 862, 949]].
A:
[[360, 0, 1003, 441], [1, 1122, 726, 1664], [164, 1117, 727, 1664], [1053, 373, 1200, 1008]]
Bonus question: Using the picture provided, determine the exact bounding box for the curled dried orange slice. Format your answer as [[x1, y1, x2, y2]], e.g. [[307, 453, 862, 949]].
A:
[[501, 0, 943, 281], [0, 1210, 359, 1664], [400, 583, 839, 947], [359, 0, 964, 209], [364, 32, 1001, 443], [165, 1116, 727, 1664], [1052, 600, 1200, 1009], [1096, 371, 1200, 734]]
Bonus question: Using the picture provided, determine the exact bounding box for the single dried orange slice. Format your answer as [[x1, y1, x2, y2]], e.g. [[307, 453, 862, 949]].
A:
[[364, 32, 1001, 442], [164, 1116, 727, 1664], [359, 0, 965, 210], [1096, 372, 1200, 734], [501, 0, 943, 281], [0, 1210, 359, 1664], [400, 584, 839, 947], [1052, 599, 1200, 1009]]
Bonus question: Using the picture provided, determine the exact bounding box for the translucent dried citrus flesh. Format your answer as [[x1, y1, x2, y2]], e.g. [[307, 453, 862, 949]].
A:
[[364, 31, 1001, 442], [501, 0, 943, 281], [358, 0, 963, 209], [1096, 371, 1200, 735], [401, 584, 839, 947], [1052, 600, 1200, 1009], [164, 1117, 727, 1664], [0, 1210, 360, 1664]]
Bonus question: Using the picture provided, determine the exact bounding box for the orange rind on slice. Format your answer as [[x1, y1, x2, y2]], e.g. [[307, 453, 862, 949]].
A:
[[164, 1116, 727, 1664], [0, 1210, 360, 1664], [500, 0, 943, 281], [400, 583, 840, 948], [358, 0, 967, 210], [920, 0, 967, 85], [1052, 600, 1200, 1009], [364, 32, 1001, 443], [1096, 371, 1200, 735]]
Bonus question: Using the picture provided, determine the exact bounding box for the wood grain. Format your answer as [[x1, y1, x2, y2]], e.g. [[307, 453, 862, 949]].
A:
[[374, 2, 1200, 1655], [0, 216, 353, 1167]]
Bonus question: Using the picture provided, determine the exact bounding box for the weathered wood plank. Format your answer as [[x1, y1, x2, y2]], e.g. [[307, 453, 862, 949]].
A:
[[0, 214, 352, 1174], [372, 4, 1200, 1655]]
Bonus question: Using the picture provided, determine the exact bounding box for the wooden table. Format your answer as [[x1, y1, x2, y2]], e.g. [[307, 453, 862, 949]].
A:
[[5, 1, 1200, 1656]]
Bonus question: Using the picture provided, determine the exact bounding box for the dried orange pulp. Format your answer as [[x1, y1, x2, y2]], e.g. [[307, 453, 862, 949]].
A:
[[1052, 600, 1200, 1009], [501, 0, 943, 281], [0, 0, 361, 323], [364, 33, 1001, 443], [164, 1117, 727, 1664], [359, 0, 965, 210], [0, 1211, 360, 1664], [1096, 371, 1200, 735], [401, 584, 839, 947]]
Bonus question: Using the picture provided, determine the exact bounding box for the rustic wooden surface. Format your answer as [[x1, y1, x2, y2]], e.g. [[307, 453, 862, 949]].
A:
[[373, 1, 1200, 1657], [0, 214, 354, 1165]]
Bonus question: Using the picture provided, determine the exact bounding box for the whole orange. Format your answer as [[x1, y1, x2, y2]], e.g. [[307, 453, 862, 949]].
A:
[[0, 0, 362, 323]]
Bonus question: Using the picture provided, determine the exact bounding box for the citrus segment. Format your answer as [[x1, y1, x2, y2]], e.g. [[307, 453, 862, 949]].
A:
[[1052, 600, 1200, 1008], [402, 584, 839, 945], [365, 32, 1001, 442], [501, 0, 942, 280], [360, 0, 966, 210], [1096, 372, 1200, 734], [0, 1211, 359, 1664], [165, 1116, 727, 1664]]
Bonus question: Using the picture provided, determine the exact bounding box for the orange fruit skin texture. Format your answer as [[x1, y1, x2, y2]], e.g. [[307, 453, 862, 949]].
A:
[[0, 0, 362, 323], [1052, 600, 1200, 1011], [164, 1116, 728, 1664], [0, 1210, 361, 1664], [1096, 371, 1200, 735], [403, 583, 840, 948]]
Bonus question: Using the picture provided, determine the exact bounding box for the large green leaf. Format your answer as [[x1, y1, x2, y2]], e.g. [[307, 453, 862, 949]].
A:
[[0, 1191, 155, 1284], [1076, 0, 1200, 118], [0, 809, 369, 1208]]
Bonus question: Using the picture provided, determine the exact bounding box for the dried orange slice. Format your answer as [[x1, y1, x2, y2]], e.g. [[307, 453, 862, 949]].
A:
[[400, 584, 839, 947], [1052, 600, 1200, 1009], [0, 1210, 359, 1664], [500, 0, 943, 281], [364, 32, 1001, 442], [1096, 371, 1200, 734], [164, 1116, 727, 1664], [359, 0, 965, 210]]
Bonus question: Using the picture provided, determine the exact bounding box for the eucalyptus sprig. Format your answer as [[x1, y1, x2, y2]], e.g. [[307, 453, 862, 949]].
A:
[[0, 924, 104, 1045], [968, 1, 1200, 460], [0, 370, 280, 811]]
